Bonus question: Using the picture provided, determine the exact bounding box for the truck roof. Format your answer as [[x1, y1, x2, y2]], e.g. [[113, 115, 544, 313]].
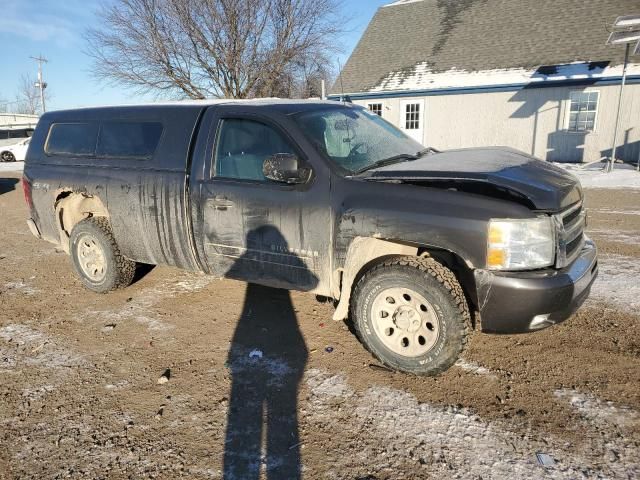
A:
[[44, 98, 349, 117]]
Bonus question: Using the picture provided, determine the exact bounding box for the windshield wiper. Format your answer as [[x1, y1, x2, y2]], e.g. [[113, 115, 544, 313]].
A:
[[417, 147, 440, 156], [352, 153, 418, 175]]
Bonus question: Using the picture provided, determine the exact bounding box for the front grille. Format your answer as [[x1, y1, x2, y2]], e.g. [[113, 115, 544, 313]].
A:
[[565, 234, 583, 258], [563, 207, 582, 227], [555, 202, 586, 268]]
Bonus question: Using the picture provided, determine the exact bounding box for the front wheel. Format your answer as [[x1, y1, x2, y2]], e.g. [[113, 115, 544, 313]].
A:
[[69, 217, 136, 293], [1, 151, 15, 162], [351, 256, 469, 375]]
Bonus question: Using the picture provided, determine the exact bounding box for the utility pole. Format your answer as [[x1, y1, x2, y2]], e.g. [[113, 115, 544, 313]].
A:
[[607, 43, 630, 173], [30, 55, 48, 114], [605, 15, 640, 172]]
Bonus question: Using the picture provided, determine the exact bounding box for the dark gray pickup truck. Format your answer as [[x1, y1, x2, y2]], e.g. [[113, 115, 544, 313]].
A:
[[22, 99, 598, 375]]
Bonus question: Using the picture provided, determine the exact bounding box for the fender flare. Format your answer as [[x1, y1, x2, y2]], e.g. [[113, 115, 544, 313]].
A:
[[332, 237, 418, 321], [54, 191, 109, 253]]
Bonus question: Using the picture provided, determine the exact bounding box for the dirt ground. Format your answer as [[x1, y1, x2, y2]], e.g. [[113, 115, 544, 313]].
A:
[[1, 170, 639, 479]]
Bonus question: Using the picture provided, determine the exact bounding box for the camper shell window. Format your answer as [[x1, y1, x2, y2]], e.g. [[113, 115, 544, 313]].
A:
[[45, 121, 163, 159]]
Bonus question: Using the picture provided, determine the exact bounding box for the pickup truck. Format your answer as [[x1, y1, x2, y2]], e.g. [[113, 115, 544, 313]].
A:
[[22, 99, 598, 375]]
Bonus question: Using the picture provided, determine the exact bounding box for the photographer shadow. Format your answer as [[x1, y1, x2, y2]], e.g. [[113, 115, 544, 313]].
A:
[[223, 226, 316, 479]]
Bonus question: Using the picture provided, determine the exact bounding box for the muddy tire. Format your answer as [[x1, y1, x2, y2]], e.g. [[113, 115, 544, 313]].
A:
[[69, 217, 136, 293], [351, 256, 469, 375]]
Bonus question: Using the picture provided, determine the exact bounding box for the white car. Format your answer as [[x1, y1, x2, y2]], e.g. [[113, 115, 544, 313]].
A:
[[1, 137, 31, 162]]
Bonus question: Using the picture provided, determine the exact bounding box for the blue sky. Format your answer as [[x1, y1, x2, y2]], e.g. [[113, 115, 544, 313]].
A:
[[0, 0, 389, 111]]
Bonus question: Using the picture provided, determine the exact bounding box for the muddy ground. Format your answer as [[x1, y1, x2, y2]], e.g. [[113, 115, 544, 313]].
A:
[[1, 171, 639, 479]]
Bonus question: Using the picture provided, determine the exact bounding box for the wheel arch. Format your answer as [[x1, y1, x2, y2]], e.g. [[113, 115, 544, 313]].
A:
[[54, 190, 110, 253], [332, 236, 477, 322]]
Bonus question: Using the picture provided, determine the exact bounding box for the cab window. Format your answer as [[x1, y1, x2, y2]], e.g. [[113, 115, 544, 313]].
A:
[[96, 122, 163, 158], [214, 119, 295, 181]]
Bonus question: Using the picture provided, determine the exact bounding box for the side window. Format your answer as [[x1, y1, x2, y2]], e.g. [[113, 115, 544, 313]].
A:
[[46, 123, 99, 156], [214, 119, 295, 181], [368, 103, 383, 117], [96, 122, 163, 159]]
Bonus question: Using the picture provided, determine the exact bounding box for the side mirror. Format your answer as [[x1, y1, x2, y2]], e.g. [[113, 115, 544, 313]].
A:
[[263, 153, 310, 184]]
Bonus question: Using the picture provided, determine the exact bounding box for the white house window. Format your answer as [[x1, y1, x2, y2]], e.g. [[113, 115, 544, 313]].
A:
[[368, 103, 383, 116], [405, 103, 420, 130], [568, 91, 599, 132]]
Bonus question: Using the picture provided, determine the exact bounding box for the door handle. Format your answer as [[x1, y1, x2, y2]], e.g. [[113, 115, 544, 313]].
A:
[[208, 195, 234, 210]]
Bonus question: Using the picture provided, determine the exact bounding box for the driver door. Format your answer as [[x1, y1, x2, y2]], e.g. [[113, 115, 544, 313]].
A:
[[197, 111, 331, 293]]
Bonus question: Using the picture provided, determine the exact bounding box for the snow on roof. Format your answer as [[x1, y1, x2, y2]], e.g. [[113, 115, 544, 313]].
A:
[[383, 0, 426, 7], [53, 98, 339, 111], [369, 61, 640, 94]]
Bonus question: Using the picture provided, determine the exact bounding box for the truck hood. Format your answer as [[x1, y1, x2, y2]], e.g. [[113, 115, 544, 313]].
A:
[[364, 147, 582, 211]]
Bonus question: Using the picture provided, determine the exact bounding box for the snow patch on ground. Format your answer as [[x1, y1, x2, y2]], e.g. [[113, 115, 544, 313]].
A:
[[3, 280, 39, 296], [104, 380, 130, 391], [228, 347, 294, 387], [592, 208, 640, 216], [0, 161, 24, 172], [555, 389, 638, 427], [22, 384, 56, 402], [556, 163, 640, 189], [588, 228, 640, 246], [0, 324, 84, 369], [589, 254, 640, 311], [305, 368, 640, 479], [454, 359, 497, 379], [79, 274, 213, 331], [306, 369, 353, 398]]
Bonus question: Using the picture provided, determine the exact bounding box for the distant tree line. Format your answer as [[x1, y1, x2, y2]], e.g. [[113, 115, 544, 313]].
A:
[[85, 0, 344, 99]]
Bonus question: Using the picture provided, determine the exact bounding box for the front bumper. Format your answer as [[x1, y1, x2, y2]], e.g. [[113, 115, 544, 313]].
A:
[[474, 239, 598, 334]]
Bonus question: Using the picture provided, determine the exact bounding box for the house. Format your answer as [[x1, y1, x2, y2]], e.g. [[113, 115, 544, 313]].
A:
[[0, 113, 38, 148], [331, 0, 640, 163]]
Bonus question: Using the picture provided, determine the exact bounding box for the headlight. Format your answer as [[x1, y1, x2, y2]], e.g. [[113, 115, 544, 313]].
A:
[[487, 217, 555, 270]]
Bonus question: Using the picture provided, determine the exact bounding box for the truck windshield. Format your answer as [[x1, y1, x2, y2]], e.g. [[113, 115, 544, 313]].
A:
[[295, 106, 427, 174]]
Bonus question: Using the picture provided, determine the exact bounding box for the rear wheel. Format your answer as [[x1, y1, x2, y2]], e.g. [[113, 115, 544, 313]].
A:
[[69, 217, 136, 293], [1, 151, 15, 162], [351, 256, 469, 375]]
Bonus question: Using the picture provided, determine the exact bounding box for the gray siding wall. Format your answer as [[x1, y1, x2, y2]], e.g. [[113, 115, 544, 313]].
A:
[[355, 83, 640, 163]]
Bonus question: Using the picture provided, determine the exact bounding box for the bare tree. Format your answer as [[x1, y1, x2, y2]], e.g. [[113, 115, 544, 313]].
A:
[[85, 0, 344, 99], [13, 74, 49, 115]]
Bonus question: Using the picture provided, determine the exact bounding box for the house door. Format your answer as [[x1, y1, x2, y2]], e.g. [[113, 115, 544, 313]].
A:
[[399, 99, 425, 145]]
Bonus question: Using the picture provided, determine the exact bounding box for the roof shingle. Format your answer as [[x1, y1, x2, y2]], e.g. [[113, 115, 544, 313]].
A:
[[334, 0, 640, 94]]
